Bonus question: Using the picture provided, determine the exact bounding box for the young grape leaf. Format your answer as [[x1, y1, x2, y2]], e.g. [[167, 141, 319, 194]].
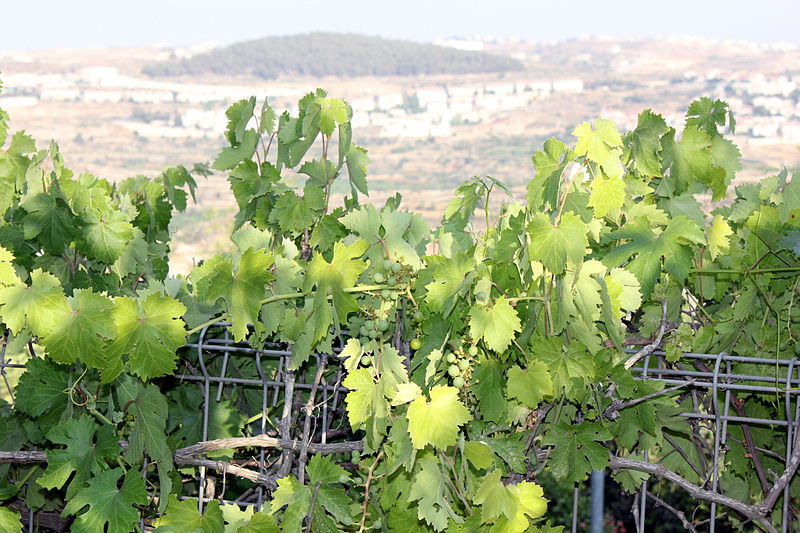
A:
[[707, 214, 732, 260], [527, 212, 589, 275], [61, 468, 147, 533], [506, 362, 553, 408], [0, 246, 21, 286], [316, 486, 355, 527], [268, 476, 311, 533], [588, 174, 626, 218], [424, 252, 474, 317], [224, 97, 256, 145], [529, 138, 574, 211], [0, 268, 69, 336], [0, 507, 21, 533], [40, 289, 115, 368], [686, 97, 729, 136], [237, 512, 281, 533], [37, 415, 120, 499], [542, 422, 612, 483], [406, 385, 471, 450], [154, 495, 224, 533], [407, 453, 458, 531], [473, 470, 547, 532], [468, 297, 521, 354], [342, 368, 390, 447], [105, 293, 187, 381], [464, 441, 496, 470], [572, 119, 623, 164], [307, 455, 348, 486], [221, 503, 255, 530]]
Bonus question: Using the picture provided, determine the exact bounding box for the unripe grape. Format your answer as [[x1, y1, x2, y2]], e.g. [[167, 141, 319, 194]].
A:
[[351, 451, 360, 462], [448, 364, 460, 377], [381, 290, 391, 299], [368, 329, 378, 338], [373, 272, 385, 284], [458, 360, 470, 371], [338, 474, 350, 484], [446, 352, 457, 364], [383, 259, 393, 270], [372, 519, 383, 529], [413, 311, 424, 323], [410, 338, 422, 350], [360, 325, 369, 337], [365, 320, 375, 329], [378, 319, 389, 331], [468, 345, 478, 357], [452, 376, 465, 388], [361, 355, 371, 366], [387, 277, 397, 287], [391, 262, 401, 274]]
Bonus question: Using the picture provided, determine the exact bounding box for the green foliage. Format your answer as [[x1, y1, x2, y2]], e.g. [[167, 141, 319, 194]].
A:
[[3, 83, 800, 533]]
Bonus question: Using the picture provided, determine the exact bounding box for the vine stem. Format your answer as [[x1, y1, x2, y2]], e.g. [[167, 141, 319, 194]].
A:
[[357, 450, 383, 533], [186, 284, 400, 335], [689, 267, 800, 275]]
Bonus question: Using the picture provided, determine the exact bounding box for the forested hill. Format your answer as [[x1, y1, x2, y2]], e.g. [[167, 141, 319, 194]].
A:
[[143, 33, 524, 78]]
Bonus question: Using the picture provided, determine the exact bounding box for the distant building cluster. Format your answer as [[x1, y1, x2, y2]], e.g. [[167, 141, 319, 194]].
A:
[[0, 67, 583, 140]]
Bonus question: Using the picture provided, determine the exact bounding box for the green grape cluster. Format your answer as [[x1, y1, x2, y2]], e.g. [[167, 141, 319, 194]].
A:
[[445, 343, 478, 389]]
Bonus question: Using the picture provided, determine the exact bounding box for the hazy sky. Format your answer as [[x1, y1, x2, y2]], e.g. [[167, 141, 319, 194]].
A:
[[1, 0, 798, 50]]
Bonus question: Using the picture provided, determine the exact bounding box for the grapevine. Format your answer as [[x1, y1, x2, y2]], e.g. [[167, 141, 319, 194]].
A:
[[0, 77, 798, 533]]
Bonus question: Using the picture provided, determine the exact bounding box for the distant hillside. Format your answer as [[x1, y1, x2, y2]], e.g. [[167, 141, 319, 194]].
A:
[[143, 33, 524, 78]]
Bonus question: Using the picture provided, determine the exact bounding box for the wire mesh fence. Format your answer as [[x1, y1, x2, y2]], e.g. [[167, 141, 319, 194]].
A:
[[3, 327, 800, 532]]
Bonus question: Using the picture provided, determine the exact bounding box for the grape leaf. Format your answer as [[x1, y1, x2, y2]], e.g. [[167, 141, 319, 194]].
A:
[[406, 385, 471, 450], [213, 129, 259, 171], [221, 504, 254, 530], [665, 125, 712, 196], [543, 421, 612, 483], [345, 145, 370, 195], [603, 216, 705, 298], [154, 495, 224, 533], [268, 476, 311, 533], [686, 97, 729, 136], [0, 268, 69, 336], [463, 441, 496, 470], [341, 368, 389, 448], [407, 453, 458, 531], [507, 362, 553, 408], [0, 245, 21, 286], [237, 513, 281, 533], [707, 214, 732, 261], [14, 357, 71, 419], [424, 252, 474, 316], [473, 470, 547, 532], [124, 384, 173, 513], [626, 109, 669, 177], [604, 268, 642, 321], [527, 212, 589, 274], [224, 97, 256, 145], [192, 248, 273, 341], [61, 468, 147, 533], [40, 289, 115, 367], [471, 361, 506, 422], [269, 187, 325, 234], [105, 293, 187, 381], [20, 192, 75, 255], [78, 208, 134, 263], [588, 174, 626, 218], [0, 507, 21, 533], [572, 119, 622, 164], [531, 337, 593, 396], [37, 415, 120, 499], [468, 297, 521, 354]]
